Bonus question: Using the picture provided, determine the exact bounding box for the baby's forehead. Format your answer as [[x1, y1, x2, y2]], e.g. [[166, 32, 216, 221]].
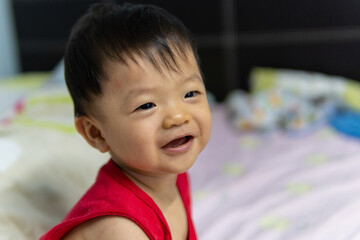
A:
[[105, 48, 199, 79]]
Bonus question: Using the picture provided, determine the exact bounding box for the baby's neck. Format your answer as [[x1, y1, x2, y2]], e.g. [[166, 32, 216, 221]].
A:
[[123, 169, 179, 204], [122, 168, 188, 239]]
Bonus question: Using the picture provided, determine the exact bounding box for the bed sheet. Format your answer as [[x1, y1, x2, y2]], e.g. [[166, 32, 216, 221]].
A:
[[1, 73, 360, 239], [191, 105, 360, 240]]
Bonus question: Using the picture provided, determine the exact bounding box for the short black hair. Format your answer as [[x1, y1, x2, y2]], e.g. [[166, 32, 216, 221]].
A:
[[64, 2, 200, 117]]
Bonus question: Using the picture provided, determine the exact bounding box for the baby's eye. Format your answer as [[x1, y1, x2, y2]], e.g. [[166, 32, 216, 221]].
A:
[[136, 102, 156, 111], [185, 91, 200, 98]]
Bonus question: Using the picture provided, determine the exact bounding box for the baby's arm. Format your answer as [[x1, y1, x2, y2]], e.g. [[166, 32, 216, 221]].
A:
[[62, 216, 150, 240]]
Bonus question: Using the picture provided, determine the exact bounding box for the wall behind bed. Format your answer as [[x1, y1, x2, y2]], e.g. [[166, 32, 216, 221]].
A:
[[234, 1, 360, 96], [12, 0, 360, 101]]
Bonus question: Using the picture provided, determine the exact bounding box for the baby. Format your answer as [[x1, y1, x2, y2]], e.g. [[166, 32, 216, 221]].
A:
[[41, 2, 211, 240]]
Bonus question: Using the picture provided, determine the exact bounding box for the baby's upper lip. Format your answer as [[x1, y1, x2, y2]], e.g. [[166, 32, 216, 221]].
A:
[[160, 133, 194, 148]]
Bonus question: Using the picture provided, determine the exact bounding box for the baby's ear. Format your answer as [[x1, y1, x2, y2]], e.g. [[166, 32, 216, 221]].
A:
[[75, 116, 110, 153]]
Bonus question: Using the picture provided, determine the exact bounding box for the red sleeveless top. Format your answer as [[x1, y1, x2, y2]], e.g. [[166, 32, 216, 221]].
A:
[[40, 160, 197, 240]]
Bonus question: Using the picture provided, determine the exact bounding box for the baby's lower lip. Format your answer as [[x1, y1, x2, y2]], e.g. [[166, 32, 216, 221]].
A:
[[161, 136, 194, 154]]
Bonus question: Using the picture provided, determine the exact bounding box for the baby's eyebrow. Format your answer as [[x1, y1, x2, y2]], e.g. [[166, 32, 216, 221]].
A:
[[126, 87, 157, 101], [124, 73, 202, 102], [182, 74, 202, 83]]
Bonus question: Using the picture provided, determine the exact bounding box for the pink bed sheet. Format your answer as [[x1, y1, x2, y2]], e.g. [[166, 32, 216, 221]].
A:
[[190, 105, 360, 240]]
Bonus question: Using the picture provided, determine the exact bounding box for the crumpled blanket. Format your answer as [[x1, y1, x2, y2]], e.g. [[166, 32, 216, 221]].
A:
[[0, 74, 108, 239], [226, 67, 360, 133]]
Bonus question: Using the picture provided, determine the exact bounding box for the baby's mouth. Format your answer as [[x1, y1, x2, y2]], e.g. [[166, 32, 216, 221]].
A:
[[162, 135, 193, 149]]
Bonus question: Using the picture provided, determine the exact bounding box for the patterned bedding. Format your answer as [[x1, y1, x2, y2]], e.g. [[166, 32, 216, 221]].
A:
[[192, 106, 360, 240], [1, 72, 360, 239]]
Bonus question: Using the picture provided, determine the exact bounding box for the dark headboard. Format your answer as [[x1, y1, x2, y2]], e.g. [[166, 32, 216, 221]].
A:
[[13, 0, 360, 101]]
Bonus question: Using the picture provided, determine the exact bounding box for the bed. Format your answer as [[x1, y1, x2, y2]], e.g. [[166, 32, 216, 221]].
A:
[[1, 63, 360, 240]]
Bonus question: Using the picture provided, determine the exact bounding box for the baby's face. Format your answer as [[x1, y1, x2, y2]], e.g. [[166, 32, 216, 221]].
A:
[[93, 51, 212, 176]]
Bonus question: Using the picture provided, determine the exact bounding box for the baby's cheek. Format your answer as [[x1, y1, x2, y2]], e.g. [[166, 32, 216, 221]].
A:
[[203, 109, 212, 135], [204, 117, 212, 146]]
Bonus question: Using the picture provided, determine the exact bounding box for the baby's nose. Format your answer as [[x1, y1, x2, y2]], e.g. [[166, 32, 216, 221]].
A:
[[162, 109, 190, 129]]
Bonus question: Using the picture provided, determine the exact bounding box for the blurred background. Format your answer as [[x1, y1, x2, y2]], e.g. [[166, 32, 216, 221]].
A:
[[2, 0, 360, 101], [3, 2, 360, 239]]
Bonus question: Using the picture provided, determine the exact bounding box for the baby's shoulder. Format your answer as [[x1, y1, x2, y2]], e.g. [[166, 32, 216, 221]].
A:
[[62, 216, 150, 240]]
